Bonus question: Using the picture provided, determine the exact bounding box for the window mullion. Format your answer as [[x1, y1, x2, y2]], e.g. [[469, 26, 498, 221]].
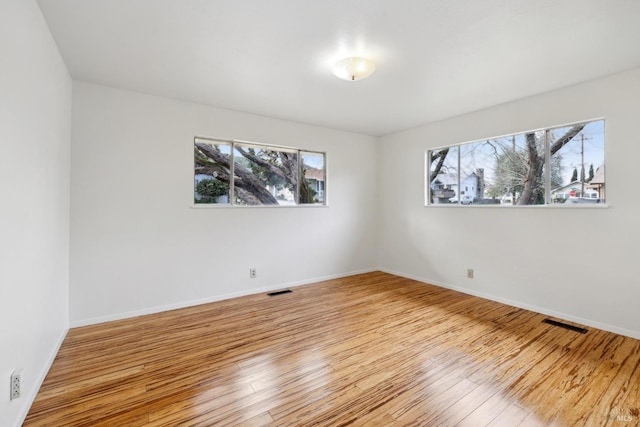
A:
[[229, 142, 236, 205], [296, 150, 301, 205], [544, 130, 550, 205], [457, 148, 461, 205]]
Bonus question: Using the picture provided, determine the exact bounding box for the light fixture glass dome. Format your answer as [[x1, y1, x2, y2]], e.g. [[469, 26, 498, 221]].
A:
[[332, 57, 375, 81]]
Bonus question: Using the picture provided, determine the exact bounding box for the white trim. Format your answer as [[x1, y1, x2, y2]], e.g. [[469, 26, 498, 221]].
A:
[[194, 136, 325, 155], [424, 203, 609, 209], [378, 268, 640, 341], [70, 268, 377, 328], [191, 204, 330, 209], [15, 328, 68, 427]]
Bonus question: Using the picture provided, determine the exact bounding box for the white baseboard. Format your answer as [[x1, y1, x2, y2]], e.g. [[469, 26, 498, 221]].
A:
[[70, 268, 377, 328], [379, 268, 640, 341], [15, 327, 68, 427]]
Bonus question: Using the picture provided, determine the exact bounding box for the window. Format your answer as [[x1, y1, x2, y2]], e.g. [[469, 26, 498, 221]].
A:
[[428, 146, 459, 204], [548, 121, 605, 204], [301, 151, 326, 204], [194, 137, 326, 206], [426, 119, 605, 206]]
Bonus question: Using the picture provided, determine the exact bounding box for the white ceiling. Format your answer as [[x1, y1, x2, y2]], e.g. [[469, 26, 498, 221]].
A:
[[37, 0, 640, 136]]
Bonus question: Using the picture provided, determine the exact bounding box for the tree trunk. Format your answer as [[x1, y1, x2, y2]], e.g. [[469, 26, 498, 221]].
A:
[[517, 124, 586, 205], [517, 133, 543, 205]]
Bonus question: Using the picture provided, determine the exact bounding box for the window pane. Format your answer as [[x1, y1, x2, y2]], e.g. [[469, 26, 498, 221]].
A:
[[428, 147, 459, 204], [194, 139, 231, 204], [483, 131, 546, 205], [549, 120, 605, 204], [459, 140, 498, 205], [301, 152, 326, 204], [233, 144, 298, 206]]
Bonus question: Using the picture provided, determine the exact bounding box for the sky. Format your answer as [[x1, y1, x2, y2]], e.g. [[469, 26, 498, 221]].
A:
[[551, 120, 604, 185]]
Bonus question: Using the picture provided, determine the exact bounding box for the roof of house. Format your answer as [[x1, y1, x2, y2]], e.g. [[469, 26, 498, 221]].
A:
[[589, 165, 605, 185], [552, 181, 581, 193], [304, 167, 324, 181], [551, 181, 597, 193], [433, 171, 480, 187]]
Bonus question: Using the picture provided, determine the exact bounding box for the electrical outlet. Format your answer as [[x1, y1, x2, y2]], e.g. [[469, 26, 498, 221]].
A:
[[10, 370, 21, 400], [249, 268, 256, 279], [467, 268, 474, 279]]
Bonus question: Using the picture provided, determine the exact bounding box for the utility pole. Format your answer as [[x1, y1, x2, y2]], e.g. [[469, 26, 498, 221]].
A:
[[578, 133, 594, 197]]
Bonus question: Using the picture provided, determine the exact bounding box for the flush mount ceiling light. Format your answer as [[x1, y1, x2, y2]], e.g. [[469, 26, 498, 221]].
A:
[[332, 57, 375, 81]]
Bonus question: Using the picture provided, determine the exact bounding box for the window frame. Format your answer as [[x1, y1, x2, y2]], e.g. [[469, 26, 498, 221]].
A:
[[425, 118, 607, 208], [194, 136, 328, 208]]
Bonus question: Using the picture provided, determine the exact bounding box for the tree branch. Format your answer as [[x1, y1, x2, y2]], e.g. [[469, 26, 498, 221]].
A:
[[550, 124, 586, 156], [235, 146, 287, 181], [429, 148, 450, 182]]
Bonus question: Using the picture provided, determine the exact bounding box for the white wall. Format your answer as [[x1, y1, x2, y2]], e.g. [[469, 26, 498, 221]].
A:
[[0, 1, 71, 426], [378, 68, 640, 339], [70, 82, 378, 325]]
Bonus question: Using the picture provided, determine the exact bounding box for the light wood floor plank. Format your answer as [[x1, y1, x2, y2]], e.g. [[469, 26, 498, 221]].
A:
[[25, 271, 640, 426]]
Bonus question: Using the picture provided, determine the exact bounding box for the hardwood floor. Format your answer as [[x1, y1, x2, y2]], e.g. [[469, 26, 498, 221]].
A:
[[25, 272, 640, 426]]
